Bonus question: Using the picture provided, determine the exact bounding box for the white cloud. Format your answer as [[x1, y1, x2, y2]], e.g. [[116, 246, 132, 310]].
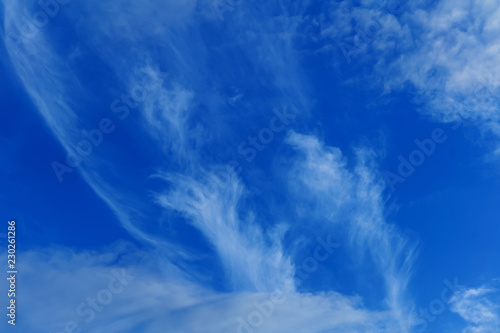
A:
[[449, 283, 500, 333], [382, 0, 500, 124], [318, 0, 500, 146], [0, 0, 203, 246], [285, 131, 417, 332], [0, 243, 412, 333], [156, 169, 295, 293]]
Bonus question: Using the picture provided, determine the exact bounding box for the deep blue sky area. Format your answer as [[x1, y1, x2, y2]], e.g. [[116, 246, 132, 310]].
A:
[[0, 52, 133, 250], [1, 1, 500, 333]]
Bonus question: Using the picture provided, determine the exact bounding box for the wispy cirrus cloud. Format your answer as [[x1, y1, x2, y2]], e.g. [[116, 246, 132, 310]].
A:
[[449, 282, 500, 333], [315, 0, 500, 150], [156, 169, 295, 293], [379, 0, 500, 129], [285, 131, 418, 332]]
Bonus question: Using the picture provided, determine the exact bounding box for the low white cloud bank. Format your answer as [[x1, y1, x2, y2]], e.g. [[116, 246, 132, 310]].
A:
[[0, 243, 407, 333]]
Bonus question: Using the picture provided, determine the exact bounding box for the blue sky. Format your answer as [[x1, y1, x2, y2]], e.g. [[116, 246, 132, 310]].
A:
[[1, 0, 500, 332]]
